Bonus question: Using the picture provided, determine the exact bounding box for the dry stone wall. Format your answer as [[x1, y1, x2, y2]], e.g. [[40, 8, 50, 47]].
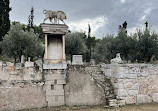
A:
[[101, 64, 158, 104]]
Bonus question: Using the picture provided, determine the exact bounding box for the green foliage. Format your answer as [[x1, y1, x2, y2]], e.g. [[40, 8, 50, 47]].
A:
[[0, 0, 11, 41], [134, 29, 158, 62], [92, 35, 115, 63], [1, 22, 44, 62], [93, 28, 158, 63], [65, 32, 88, 60]]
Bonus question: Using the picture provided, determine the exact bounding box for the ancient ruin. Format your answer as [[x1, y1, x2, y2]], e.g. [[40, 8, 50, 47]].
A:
[[1, 9, 158, 111]]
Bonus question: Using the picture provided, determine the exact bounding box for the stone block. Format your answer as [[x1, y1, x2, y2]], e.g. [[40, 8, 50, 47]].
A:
[[152, 93, 158, 102], [57, 79, 66, 85], [124, 82, 133, 89], [114, 73, 124, 79], [109, 99, 118, 107], [117, 89, 128, 97], [109, 99, 125, 107], [72, 55, 83, 65], [45, 81, 55, 86], [137, 94, 152, 104], [15, 63, 22, 69], [25, 61, 34, 67], [55, 85, 64, 90], [125, 96, 136, 104], [6, 62, 14, 66], [113, 83, 124, 89], [131, 83, 139, 90], [0, 61, 3, 67], [9, 75, 17, 80], [128, 90, 138, 96], [43, 63, 67, 69], [41, 24, 68, 35], [118, 99, 125, 106], [45, 74, 65, 80], [90, 59, 95, 66], [46, 89, 64, 96], [46, 95, 65, 107]]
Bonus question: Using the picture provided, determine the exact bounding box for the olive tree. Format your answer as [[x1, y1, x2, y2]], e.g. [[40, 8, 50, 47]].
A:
[[1, 23, 44, 62]]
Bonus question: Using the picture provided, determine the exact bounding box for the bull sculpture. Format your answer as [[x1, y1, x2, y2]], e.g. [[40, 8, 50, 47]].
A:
[[43, 10, 67, 24]]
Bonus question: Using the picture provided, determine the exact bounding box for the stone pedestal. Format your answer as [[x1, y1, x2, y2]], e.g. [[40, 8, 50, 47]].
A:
[[41, 23, 68, 107]]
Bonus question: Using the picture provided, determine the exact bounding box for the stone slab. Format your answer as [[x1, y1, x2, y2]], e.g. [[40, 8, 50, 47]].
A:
[[137, 94, 152, 104], [6, 62, 14, 66], [43, 63, 67, 69], [46, 95, 65, 107], [25, 61, 34, 67], [125, 96, 136, 104], [152, 93, 158, 102], [45, 74, 65, 80], [0, 61, 3, 67], [41, 24, 68, 34], [57, 79, 66, 85], [46, 89, 64, 96], [117, 89, 128, 97], [72, 55, 83, 65]]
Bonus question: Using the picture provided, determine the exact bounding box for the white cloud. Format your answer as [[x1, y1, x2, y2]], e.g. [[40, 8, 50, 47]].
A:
[[139, 8, 152, 21], [120, 0, 126, 3], [67, 16, 107, 36]]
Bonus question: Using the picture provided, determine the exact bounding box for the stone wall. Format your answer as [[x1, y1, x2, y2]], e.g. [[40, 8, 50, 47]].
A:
[[101, 64, 158, 104], [0, 61, 47, 110], [65, 65, 105, 106]]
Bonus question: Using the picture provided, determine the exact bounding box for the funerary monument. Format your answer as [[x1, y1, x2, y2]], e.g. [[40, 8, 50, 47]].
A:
[[41, 10, 68, 107]]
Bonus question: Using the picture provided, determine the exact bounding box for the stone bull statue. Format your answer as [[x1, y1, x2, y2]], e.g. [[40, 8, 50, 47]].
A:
[[43, 10, 67, 24]]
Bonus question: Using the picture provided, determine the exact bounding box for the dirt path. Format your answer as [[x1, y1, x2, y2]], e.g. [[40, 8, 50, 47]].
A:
[[20, 103, 158, 111]]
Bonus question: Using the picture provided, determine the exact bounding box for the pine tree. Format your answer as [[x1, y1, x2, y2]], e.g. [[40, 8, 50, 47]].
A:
[[0, 0, 11, 41]]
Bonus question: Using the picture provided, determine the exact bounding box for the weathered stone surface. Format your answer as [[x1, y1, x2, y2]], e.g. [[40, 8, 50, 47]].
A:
[[113, 83, 124, 89], [90, 59, 95, 66], [109, 99, 125, 107], [65, 67, 105, 106], [0, 86, 47, 111], [72, 55, 83, 65], [45, 74, 65, 80], [128, 90, 138, 96], [41, 24, 68, 34], [25, 61, 34, 67], [46, 89, 64, 96], [0, 61, 3, 66], [117, 89, 128, 97], [124, 82, 133, 89], [43, 63, 67, 69], [111, 53, 123, 64], [152, 93, 158, 102], [6, 62, 14, 66], [57, 79, 66, 85], [137, 94, 152, 104], [46, 95, 65, 107], [125, 96, 136, 104]]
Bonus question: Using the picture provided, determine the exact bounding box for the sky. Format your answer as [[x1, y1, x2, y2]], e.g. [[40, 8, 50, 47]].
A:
[[10, 0, 158, 38]]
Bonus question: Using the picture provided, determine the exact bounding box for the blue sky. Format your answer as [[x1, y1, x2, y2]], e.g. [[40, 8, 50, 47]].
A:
[[10, 0, 158, 38]]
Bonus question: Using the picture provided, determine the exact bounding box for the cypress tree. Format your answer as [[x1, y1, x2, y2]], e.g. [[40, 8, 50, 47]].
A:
[[28, 6, 34, 30], [0, 0, 11, 41], [30, 7, 34, 28]]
